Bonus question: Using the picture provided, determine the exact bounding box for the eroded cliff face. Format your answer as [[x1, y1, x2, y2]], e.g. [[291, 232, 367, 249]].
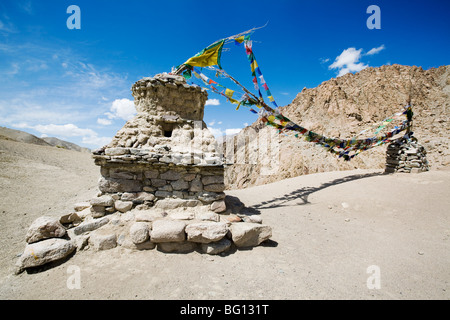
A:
[[225, 64, 450, 189]]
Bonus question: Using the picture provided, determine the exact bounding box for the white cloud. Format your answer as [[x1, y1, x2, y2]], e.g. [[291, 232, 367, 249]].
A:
[[225, 128, 242, 136], [205, 99, 220, 106], [209, 127, 224, 137], [97, 118, 112, 126], [105, 98, 136, 121], [208, 127, 243, 138], [329, 47, 368, 77], [81, 135, 111, 147], [366, 44, 385, 56], [33, 123, 97, 137]]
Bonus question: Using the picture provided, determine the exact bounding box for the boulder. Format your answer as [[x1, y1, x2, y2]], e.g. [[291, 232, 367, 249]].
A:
[[73, 217, 109, 235], [201, 238, 232, 255], [229, 223, 272, 248], [114, 200, 133, 213], [16, 238, 75, 272], [89, 230, 117, 251], [150, 219, 186, 243], [25, 216, 66, 244], [185, 222, 228, 243], [129, 222, 150, 244]]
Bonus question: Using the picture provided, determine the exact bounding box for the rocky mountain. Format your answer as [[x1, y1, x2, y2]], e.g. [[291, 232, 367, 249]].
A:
[[224, 64, 450, 189]]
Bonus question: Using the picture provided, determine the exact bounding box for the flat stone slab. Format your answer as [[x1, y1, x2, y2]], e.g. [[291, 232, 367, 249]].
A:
[[154, 199, 201, 210], [150, 219, 186, 243], [185, 221, 228, 243]]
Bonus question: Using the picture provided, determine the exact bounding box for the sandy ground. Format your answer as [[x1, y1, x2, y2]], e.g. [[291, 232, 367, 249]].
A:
[[0, 138, 449, 300]]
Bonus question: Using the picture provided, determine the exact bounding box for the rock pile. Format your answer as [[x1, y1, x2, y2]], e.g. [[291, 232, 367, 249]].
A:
[[15, 196, 272, 273], [385, 136, 430, 173]]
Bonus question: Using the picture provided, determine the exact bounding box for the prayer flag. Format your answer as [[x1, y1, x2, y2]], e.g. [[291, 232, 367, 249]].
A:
[[184, 40, 225, 69], [225, 88, 234, 98]]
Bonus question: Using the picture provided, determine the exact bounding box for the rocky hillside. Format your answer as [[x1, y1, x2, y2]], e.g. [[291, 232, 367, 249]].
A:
[[225, 64, 450, 189], [0, 126, 90, 153], [42, 137, 90, 153]]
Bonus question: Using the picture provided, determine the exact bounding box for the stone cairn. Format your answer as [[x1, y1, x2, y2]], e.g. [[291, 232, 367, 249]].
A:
[[15, 73, 272, 274], [385, 136, 430, 173]]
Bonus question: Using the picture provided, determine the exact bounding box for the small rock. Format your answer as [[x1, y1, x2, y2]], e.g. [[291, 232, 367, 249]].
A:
[[195, 210, 220, 222], [59, 212, 81, 225], [210, 200, 226, 213], [129, 222, 150, 244], [242, 215, 262, 224], [89, 230, 117, 251], [90, 205, 106, 218], [73, 217, 109, 235], [90, 195, 114, 207], [341, 202, 350, 209], [157, 241, 197, 253], [223, 214, 242, 223], [73, 202, 91, 212], [201, 238, 232, 255], [26, 216, 66, 244], [114, 200, 133, 213]]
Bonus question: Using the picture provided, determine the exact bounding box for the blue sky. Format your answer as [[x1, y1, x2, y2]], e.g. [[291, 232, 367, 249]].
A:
[[1, 0, 449, 148]]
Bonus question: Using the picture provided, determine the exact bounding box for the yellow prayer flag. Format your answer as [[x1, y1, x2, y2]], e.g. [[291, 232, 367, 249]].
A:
[[251, 60, 258, 73], [225, 88, 234, 98], [268, 95, 275, 102], [235, 36, 245, 43], [184, 40, 225, 68]]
